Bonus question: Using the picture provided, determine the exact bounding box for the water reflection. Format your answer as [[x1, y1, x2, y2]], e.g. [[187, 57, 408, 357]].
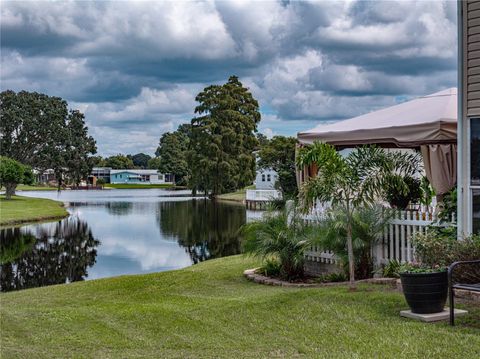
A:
[[1, 190, 249, 292], [158, 200, 245, 264], [0, 218, 100, 292]]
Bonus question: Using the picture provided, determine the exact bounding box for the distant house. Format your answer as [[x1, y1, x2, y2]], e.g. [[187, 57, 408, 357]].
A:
[[90, 167, 173, 185], [255, 168, 278, 190], [34, 169, 57, 184]]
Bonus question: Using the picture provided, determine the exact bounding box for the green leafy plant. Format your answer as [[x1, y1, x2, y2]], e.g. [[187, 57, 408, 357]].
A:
[[96, 178, 106, 186], [401, 227, 480, 279], [398, 262, 446, 274], [313, 204, 392, 280], [258, 258, 282, 277], [438, 188, 457, 222], [241, 208, 314, 281], [384, 175, 422, 209], [315, 272, 348, 283], [380, 259, 401, 278], [298, 143, 418, 288], [419, 176, 435, 209]]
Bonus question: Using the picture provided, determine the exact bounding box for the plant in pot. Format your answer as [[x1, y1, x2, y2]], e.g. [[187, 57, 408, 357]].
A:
[[398, 231, 452, 314]]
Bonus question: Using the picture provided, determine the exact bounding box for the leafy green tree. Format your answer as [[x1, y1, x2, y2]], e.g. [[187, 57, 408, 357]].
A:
[[128, 153, 152, 169], [105, 154, 134, 169], [64, 111, 97, 185], [155, 130, 189, 185], [0, 157, 34, 199], [188, 76, 261, 196], [258, 136, 298, 198], [0, 91, 97, 185], [297, 143, 391, 289], [256, 133, 269, 149], [147, 157, 162, 170], [90, 156, 106, 167]]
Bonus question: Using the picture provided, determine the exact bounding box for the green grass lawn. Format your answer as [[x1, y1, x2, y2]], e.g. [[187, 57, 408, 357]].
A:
[[104, 183, 175, 189], [1, 255, 479, 358], [0, 195, 68, 226], [217, 185, 255, 203], [2, 184, 57, 191]]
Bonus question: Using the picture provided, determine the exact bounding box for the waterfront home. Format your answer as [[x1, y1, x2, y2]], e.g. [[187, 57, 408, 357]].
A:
[[459, 1, 480, 235], [255, 168, 278, 190], [90, 167, 173, 185]]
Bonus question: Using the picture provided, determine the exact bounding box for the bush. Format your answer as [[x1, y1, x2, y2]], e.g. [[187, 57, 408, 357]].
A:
[[314, 205, 391, 280], [413, 227, 480, 282], [241, 208, 314, 281], [438, 188, 457, 223], [258, 258, 282, 277], [96, 178, 106, 186], [380, 259, 401, 278], [315, 272, 348, 283]]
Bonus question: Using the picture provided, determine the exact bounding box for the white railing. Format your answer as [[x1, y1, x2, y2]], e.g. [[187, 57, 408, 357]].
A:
[[246, 189, 282, 201], [301, 205, 455, 266], [374, 209, 454, 265]]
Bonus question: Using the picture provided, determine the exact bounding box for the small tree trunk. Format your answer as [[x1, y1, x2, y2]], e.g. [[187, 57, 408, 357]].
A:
[[346, 223, 356, 291], [5, 183, 17, 200]]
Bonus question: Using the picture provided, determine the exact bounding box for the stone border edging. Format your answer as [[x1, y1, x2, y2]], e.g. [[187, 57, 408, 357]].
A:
[[243, 268, 398, 288]]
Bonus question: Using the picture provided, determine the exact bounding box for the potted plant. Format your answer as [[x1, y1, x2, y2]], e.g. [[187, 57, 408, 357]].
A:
[[399, 262, 448, 314], [398, 229, 453, 314]]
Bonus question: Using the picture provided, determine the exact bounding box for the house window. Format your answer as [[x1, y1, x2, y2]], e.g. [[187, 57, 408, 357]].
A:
[[262, 174, 265, 182], [472, 118, 480, 234], [471, 118, 480, 186], [473, 189, 480, 235], [267, 174, 271, 182]]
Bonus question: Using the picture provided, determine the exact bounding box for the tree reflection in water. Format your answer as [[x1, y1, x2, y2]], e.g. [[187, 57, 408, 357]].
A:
[[0, 217, 100, 292], [157, 199, 245, 264]]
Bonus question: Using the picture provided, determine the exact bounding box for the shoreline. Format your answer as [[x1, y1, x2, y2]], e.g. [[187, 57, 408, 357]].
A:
[[0, 195, 69, 227]]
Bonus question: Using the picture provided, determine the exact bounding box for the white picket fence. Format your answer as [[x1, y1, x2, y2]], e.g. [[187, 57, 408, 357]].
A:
[[302, 204, 455, 266]]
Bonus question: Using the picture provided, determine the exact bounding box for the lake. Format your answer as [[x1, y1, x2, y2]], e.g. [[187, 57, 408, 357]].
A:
[[0, 189, 256, 292]]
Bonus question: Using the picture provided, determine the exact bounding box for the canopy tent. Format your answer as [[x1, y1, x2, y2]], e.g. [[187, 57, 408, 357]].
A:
[[297, 88, 458, 195]]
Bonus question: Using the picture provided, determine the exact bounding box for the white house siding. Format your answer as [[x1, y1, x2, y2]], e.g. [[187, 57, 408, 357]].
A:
[[255, 168, 277, 190]]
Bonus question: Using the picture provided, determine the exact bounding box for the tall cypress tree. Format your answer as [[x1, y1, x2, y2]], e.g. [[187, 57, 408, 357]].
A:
[[188, 76, 261, 197]]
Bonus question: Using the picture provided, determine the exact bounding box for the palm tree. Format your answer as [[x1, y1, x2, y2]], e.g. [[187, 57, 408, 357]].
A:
[[241, 207, 313, 280], [314, 205, 392, 279], [297, 143, 394, 289]]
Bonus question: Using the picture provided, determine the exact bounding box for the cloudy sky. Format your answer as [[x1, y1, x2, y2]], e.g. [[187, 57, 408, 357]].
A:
[[1, 0, 458, 156]]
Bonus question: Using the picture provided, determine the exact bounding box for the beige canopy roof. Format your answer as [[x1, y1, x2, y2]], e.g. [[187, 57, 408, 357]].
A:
[[297, 88, 457, 148]]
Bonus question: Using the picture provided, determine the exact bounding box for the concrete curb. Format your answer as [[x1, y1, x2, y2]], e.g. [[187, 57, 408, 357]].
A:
[[243, 268, 398, 288]]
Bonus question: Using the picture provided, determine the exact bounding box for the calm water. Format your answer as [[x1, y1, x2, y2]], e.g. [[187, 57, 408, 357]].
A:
[[0, 189, 252, 292]]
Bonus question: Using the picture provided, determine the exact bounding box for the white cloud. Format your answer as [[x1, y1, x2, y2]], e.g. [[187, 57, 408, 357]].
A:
[[1, 0, 458, 154]]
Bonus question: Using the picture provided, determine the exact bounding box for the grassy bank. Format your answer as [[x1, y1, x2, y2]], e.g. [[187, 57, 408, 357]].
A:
[[217, 185, 255, 203], [1, 255, 479, 358], [104, 183, 175, 189], [3, 184, 56, 191], [0, 195, 68, 227]]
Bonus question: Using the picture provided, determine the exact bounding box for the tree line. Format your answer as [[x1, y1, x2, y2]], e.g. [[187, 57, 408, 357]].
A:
[[1, 77, 298, 198]]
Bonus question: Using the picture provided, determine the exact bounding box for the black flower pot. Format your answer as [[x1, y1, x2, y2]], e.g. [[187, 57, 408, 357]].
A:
[[399, 271, 448, 314]]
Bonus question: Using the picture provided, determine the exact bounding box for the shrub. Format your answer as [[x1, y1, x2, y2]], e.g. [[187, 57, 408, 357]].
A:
[[438, 188, 457, 223], [315, 272, 348, 283], [241, 208, 314, 281], [258, 258, 282, 277], [96, 178, 106, 186], [314, 204, 392, 280], [380, 259, 401, 278], [412, 227, 480, 282]]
